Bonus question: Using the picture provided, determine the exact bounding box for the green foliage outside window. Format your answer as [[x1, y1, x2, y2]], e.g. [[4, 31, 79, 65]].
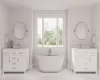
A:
[[37, 27, 62, 46]]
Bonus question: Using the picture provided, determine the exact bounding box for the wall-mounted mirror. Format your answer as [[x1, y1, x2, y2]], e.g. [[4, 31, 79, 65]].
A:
[[74, 22, 89, 40], [13, 22, 28, 40]]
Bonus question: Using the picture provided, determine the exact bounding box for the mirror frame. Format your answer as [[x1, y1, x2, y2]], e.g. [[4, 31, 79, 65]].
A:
[[74, 22, 89, 40], [12, 22, 28, 40]]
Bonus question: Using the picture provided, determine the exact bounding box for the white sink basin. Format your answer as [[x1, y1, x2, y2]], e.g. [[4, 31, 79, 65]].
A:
[[72, 48, 96, 49], [72, 45, 96, 49]]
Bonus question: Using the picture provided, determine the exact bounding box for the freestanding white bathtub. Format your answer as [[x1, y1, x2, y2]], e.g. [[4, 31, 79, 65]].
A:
[[36, 54, 64, 72]]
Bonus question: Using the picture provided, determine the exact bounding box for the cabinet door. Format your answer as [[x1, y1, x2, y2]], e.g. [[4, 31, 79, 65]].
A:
[[83, 56, 90, 68], [75, 55, 84, 71], [3, 55, 10, 71], [89, 56, 97, 71], [17, 52, 26, 71]]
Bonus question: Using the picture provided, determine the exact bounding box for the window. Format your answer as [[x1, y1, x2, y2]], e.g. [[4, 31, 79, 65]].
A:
[[36, 11, 65, 47]]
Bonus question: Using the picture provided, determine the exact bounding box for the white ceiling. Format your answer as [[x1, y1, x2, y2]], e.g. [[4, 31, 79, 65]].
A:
[[1, 0, 100, 10]]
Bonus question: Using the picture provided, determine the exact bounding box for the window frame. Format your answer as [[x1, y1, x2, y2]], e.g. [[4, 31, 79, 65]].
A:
[[34, 11, 66, 48]]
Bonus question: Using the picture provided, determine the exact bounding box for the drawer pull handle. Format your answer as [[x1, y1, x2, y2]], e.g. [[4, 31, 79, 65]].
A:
[[19, 52, 23, 54], [84, 68, 88, 69], [12, 67, 16, 69], [12, 63, 16, 65]]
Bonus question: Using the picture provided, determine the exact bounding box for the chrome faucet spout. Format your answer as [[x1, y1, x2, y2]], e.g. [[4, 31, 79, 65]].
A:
[[48, 48, 52, 56]]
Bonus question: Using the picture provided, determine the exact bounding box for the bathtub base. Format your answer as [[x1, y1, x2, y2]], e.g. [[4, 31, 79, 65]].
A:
[[39, 69, 62, 73], [37, 55, 64, 73]]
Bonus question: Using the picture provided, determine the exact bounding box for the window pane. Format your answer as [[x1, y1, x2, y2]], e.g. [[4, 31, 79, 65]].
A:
[[44, 18, 57, 47], [58, 18, 63, 47], [37, 18, 42, 47]]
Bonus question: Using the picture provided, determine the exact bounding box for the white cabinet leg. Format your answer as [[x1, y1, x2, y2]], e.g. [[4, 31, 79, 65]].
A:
[[96, 71, 98, 74], [2, 71, 4, 75], [74, 71, 76, 74], [24, 71, 26, 74]]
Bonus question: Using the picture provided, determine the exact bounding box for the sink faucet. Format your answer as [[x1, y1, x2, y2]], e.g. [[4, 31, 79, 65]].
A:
[[48, 48, 52, 56], [80, 44, 83, 48], [17, 44, 20, 48]]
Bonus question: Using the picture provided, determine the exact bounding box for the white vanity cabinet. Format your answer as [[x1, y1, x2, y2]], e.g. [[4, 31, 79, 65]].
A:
[[72, 48, 97, 74], [3, 48, 29, 73]]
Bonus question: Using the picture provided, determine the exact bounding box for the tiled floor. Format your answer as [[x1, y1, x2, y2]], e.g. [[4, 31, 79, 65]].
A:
[[0, 68, 100, 80]]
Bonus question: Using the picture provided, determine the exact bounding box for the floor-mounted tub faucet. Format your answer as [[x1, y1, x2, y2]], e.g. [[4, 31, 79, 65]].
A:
[[48, 48, 52, 56]]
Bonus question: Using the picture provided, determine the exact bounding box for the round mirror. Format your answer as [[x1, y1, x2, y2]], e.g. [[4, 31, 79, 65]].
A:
[[74, 22, 89, 40], [13, 22, 28, 40]]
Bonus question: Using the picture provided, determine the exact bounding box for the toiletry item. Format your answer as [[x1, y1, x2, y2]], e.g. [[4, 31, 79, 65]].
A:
[[5, 34, 8, 44], [93, 34, 96, 44], [7, 40, 14, 48]]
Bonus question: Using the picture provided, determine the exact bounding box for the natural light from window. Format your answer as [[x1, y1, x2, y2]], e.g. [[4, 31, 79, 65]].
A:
[[37, 18, 63, 47]]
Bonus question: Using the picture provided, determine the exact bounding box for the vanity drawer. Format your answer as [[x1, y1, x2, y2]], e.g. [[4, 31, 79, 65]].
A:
[[3, 64, 25, 72], [11, 62, 17, 65], [9, 56, 18, 63], [89, 52, 97, 55], [75, 52, 89, 55], [11, 52, 18, 56], [18, 52, 24, 56], [3, 52, 10, 56], [11, 64, 26, 71]]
